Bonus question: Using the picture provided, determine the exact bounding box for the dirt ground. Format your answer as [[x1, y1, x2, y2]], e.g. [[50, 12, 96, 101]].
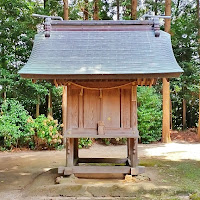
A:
[[0, 141, 200, 200]]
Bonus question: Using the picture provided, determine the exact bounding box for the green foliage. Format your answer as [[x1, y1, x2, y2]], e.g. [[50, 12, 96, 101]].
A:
[[137, 87, 162, 143], [78, 138, 93, 149], [0, 99, 34, 149], [100, 138, 127, 145], [32, 115, 63, 149]]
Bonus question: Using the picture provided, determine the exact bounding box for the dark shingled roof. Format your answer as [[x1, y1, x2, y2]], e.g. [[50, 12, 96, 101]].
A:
[[19, 20, 183, 79]]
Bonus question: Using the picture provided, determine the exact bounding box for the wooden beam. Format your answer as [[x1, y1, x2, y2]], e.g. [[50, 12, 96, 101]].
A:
[[64, 166, 131, 175], [20, 72, 182, 80], [78, 158, 128, 164], [162, 78, 171, 143], [149, 78, 154, 87]]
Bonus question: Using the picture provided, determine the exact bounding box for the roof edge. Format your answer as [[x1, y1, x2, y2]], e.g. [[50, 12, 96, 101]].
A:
[[20, 72, 182, 80]]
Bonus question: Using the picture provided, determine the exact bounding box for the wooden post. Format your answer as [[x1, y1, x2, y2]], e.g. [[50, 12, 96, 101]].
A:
[[62, 86, 67, 142], [63, 0, 69, 20], [66, 138, 74, 167], [74, 138, 79, 161], [162, 0, 171, 143], [162, 78, 171, 143], [130, 85, 138, 167], [131, 0, 137, 20]]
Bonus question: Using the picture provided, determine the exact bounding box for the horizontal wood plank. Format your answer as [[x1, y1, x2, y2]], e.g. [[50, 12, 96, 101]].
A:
[[78, 158, 128, 164], [64, 166, 131, 175]]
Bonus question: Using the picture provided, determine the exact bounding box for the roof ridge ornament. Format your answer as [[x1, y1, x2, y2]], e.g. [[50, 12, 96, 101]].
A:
[[142, 15, 171, 37], [32, 14, 63, 38], [32, 14, 63, 21], [44, 18, 51, 37]]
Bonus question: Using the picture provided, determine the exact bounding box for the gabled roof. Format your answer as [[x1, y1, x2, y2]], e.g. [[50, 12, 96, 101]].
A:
[[19, 20, 183, 80]]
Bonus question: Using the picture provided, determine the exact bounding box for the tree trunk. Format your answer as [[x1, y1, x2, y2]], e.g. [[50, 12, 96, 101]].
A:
[[93, 0, 99, 20], [84, 0, 89, 20], [165, 0, 171, 33], [131, 0, 137, 20], [197, 0, 200, 140], [198, 88, 200, 140], [117, 0, 120, 20], [63, 0, 69, 20], [36, 95, 40, 118], [162, 0, 171, 143], [44, 0, 47, 9], [155, 0, 158, 15], [162, 78, 171, 143], [47, 89, 53, 117], [182, 99, 187, 130]]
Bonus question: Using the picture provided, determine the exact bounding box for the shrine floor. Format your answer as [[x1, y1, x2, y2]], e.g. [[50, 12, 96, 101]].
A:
[[0, 142, 200, 200]]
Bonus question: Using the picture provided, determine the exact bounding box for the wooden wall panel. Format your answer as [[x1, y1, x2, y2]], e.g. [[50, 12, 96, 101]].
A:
[[67, 88, 79, 129], [103, 89, 120, 128], [121, 89, 131, 128], [84, 90, 100, 128]]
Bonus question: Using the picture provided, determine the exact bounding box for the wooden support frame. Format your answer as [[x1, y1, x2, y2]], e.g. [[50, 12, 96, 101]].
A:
[[61, 82, 142, 177]]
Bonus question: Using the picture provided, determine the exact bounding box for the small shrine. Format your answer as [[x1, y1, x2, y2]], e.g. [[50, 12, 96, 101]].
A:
[[19, 18, 183, 177]]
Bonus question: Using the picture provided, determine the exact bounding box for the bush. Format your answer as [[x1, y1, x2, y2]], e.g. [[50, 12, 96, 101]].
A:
[[79, 138, 93, 148], [32, 115, 63, 149], [0, 99, 34, 149], [137, 87, 162, 143]]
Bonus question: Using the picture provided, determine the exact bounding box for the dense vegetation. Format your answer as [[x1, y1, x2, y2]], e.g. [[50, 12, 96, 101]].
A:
[[0, 0, 199, 149]]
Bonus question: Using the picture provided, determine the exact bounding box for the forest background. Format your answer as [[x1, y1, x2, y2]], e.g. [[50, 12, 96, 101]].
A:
[[0, 0, 199, 150]]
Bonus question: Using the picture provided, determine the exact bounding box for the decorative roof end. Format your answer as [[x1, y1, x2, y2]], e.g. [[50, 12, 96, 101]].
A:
[[153, 17, 160, 37], [45, 18, 51, 37]]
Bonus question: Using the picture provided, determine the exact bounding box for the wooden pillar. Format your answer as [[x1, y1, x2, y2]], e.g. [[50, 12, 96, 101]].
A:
[[162, 78, 171, 143], [162, 0, 171, 143], [66, 138, 74, 167], [74, 138, 79, 161], [130, 85, 138, 167], [62, 86, 67, 142]]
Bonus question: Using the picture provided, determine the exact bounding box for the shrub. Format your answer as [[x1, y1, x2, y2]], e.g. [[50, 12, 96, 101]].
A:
[[137, 87, 162, 143], [79, 138, 93, 148], [0, 99, 34, 149], [32, 115, 63, 149]]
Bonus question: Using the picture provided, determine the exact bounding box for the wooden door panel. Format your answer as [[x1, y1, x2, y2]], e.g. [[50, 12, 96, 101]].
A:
[[84, 90, 100, 128], [67, 88, 79, 129], [121, 89, 131, 128], [103, 89, 120, 128]]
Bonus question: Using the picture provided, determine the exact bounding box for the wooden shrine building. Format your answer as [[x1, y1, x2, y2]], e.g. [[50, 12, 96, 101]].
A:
[[19, 18, 183, 177]]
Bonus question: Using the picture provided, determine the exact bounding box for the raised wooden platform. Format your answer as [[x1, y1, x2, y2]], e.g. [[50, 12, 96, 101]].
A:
[[65, 128, 139, 138]]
